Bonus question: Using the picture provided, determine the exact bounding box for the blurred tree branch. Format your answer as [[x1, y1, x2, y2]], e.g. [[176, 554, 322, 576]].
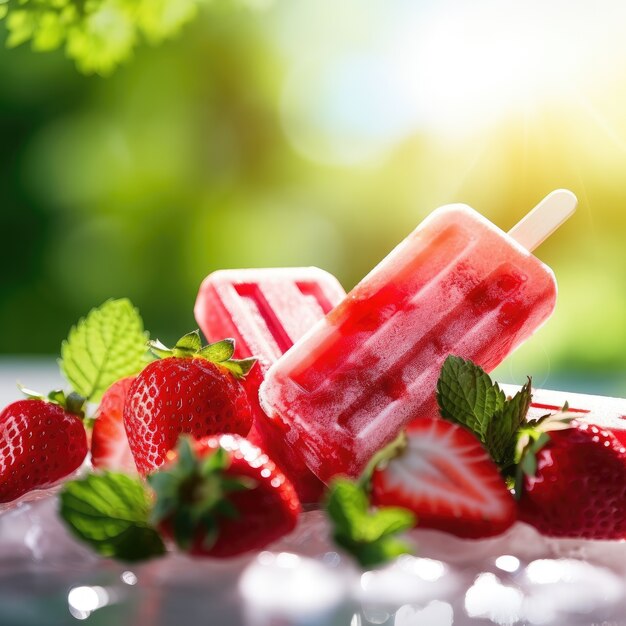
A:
[[0, 0, 260, 76]]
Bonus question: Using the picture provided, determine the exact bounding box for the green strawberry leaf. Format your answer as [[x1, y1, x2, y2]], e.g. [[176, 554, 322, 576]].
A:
[[147, 437, 254, 552], [198, 339, 235, 363], [437, 356, 506, 442], [147, 332, 255, 379], [174, 330, 203, 354], [513, 431, 551, 498], [17, 385, 87, 418], [60, 298, 149, 403], [484, 378, 532, 471], [59, 472, 165, 562], [325, 478, 415, 568], [219, 358, 257, 379]]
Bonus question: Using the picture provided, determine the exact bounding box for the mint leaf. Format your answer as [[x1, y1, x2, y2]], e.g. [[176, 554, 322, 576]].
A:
[[437, 356, 534, 474], [325, 479, 415, 568], [437, 356, 506, 442], [59, 472, 165, 562], [485, 378, 532, 471], [60, 298, 149, 402]]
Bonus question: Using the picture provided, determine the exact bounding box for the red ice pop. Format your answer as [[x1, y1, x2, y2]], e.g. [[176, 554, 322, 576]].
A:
[[260, 191, 577, 483], [194, 267, 346, 502]]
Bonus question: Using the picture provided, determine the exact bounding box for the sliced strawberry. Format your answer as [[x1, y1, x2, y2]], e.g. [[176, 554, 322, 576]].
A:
[[91, 376, 137, 473], [371, 419, 516, 538]]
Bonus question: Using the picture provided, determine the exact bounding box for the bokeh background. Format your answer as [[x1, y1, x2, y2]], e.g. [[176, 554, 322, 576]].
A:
[[1, 0, 625, 396]]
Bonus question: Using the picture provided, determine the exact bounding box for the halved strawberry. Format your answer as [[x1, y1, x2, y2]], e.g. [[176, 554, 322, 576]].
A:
[[91, 376, 136, 473], [371, 419, 516, 538]]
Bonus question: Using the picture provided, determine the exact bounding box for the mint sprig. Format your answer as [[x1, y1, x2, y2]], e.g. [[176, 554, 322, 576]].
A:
[[60, 298, 149, 403], [59, 472, 165, 562], [325, 478, 415, 568], [485, 378, 532, 471], [437, 356, 532, 472]]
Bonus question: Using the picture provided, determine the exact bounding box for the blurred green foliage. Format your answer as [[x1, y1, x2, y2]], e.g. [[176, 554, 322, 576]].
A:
[[0, 0, 205, 74], [0, 1, 624, 395]]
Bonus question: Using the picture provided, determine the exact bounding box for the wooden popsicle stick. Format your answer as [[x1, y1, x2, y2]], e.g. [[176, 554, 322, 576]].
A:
[[508, 189, 577, 252]]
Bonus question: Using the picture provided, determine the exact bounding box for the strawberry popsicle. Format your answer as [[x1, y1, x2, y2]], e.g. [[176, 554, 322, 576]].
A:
[[194, 267, 346, 502], [260, 192, 577, 482]]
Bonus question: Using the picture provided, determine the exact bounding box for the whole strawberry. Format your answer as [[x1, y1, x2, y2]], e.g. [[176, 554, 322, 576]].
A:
[[124, 331, 255, 475], [0, 397, 87, 503], [148, 435, 301, 557], [517, 420, 626, 539], [91, 376, 137, 473]]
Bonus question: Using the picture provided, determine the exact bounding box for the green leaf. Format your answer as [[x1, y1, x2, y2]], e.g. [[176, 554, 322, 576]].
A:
[[198, 339, 235, 363], [32, 11, 65, 51], [6, 10, 36, 48], [0, 0, 267, 76], [59, 472, 165, 562], [437, 356, 534, 473], [66, 0, 137, 76], [514, 431, 551, 498], [219, 358, 257, 379], [136, 0, 198, 44], [174, 330, 202, 354], [60, 298, 149, 402], [326, 479, 369, 538], [484, 378, 532, 470], [147, 333, 255, 378], [437, 356, 506, 443], [325, 479, 415, 568], [335, 534, 414, 569]]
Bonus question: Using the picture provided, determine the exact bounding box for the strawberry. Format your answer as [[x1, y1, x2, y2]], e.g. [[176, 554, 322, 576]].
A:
[[517, 420, 626, 539], [371, 418, 516, 538], [148, 435, 301, 557], [91, 376, 136, 473], [124, 332, 255, 475], [0, 398, 88, 503]]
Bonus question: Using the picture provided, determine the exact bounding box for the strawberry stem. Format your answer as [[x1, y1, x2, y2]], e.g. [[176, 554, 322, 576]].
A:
[[17, 384, 86, 419], [359, 431, 408, 491], [147, 332, 257, 379]]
